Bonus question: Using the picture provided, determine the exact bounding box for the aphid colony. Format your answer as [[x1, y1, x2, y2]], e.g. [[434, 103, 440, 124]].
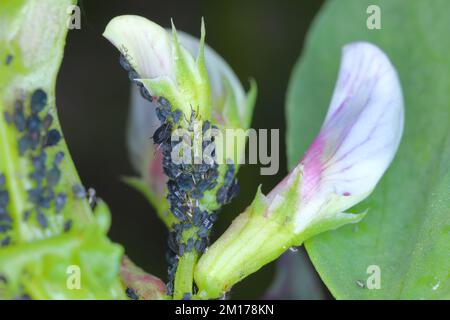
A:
[[1, 88, 91, 245], [119, 53, 239, 298], [0, 174, 11, 247]]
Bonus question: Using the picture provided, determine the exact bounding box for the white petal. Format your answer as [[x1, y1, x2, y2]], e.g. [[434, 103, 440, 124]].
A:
[[301, 42, 404, 207], [103, 15, 173, 79]]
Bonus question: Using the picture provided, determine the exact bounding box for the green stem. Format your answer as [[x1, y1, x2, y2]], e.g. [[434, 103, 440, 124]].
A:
[[173, 250, 198, 299]]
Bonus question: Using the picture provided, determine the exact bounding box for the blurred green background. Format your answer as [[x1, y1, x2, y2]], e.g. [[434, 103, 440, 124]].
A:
[[56, 0, 327, 299]]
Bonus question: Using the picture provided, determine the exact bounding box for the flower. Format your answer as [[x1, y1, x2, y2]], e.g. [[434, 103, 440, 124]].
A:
[[195, 42, 404, 298], [103, 16, 256, 225]]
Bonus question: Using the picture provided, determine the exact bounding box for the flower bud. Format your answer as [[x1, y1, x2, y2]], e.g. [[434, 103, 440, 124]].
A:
[[195, 42, 404, 298]]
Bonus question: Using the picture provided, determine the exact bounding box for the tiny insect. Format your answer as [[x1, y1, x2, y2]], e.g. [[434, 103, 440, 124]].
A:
[[152, 123, 172, 145], [30, 89, 47, 114], [356, 280, 365, 288]]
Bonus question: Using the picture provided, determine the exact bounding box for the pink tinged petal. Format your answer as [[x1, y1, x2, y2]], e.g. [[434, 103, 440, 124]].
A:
[[120, 256, 166, 300], [103, 15, 173, 79], [301, 42, 404, 207]]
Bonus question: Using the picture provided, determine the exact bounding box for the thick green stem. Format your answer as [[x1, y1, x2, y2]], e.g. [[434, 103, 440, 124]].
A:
[[173, 250, 198, 299], [195, 211, 298, 299]]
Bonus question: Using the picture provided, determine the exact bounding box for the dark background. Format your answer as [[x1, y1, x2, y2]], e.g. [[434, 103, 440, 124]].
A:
[[57, 0, 326, 299]]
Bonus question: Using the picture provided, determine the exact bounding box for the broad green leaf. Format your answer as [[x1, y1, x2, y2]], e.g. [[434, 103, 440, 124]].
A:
[[286, 0, 450, 299], [0, 0, 125, 299]]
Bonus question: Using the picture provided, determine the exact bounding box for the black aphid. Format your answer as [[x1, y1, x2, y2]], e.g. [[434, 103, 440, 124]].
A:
[[13, 107, 26, 132], [4, 111, 12, 124], [125, 288, 139, 300], [72, 184, 86, 198], [36, 210, 48, 229], [23, 210, 31, 221], [26, 114, 42, 131], [186, 237, 194, 252], [140, 86, 152, 101], [178, 243, 185, 256], [119, 54, 131, 71], [44, 129, 61, 147], [1, 236, 11, 247], [46, 166, 61, 187], [53, 151, 64, 165], [42, 114, 53, 130], [0, 190, 9, 208], [153, 123, 172, 145], [63, 219, 72, 232], [30, 89, 47, 114], [5, 54, 13, 66], [55, 193, 67, 213], [182, 293, 192, 300]]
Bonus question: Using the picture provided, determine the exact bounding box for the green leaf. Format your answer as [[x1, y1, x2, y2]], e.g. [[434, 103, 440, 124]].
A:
[[286, 0, 450, 299]]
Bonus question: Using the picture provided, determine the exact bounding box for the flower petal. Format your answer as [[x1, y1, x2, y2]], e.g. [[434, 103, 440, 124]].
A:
[[299, 42, 404, 217], [103, 15, 173, 79]]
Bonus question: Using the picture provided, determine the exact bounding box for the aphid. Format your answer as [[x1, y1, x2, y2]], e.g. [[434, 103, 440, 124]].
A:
[[44, 129, 61, 147], [26, 114, 42, 131], [139, 86, 152, 101], [197, 227, 209, 238], [216, 186, 228, 205], [42, 114, 53, 130], [227, 181, 240, 202], [202, 218, 213, 230], [3, 111, 12, 124], [23, 210, 31, 221], [1, 236, 11, 247], [53, 151, 64, 165], [157, 97, 171, 108], [128, 70, 139, 82], [0, 190, 9, 208], [182, 293, 192, 300], [29, 129, 41, 150], [186, 237, 194, 252], [166, 281, 174, 296], [72, 184, 86, 199], [30, 89, 47, 114], [119, 54, 131, 71], [177, 174, 195, 192], [0, 274, 7, 283], [46, 166, 61, 187], [171, 110, 182, 123], [171, 206, 186, 222], [194, 239, 206, 253], [31, 152, 47, 169], [0, 174, 5, 187], [36, 210, 48, 229], [13, 108, 26, 132], [0, 225, 11, 233], [125, 288, 139, 300], [63, 219, 72, 232], [153, 123, 172, 145], [178, 243, 185, 256], [167, 232, 178, 253], [0, 213, 12, 224], [5, 54, 13, 66], [55, 193, 67, 213]]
